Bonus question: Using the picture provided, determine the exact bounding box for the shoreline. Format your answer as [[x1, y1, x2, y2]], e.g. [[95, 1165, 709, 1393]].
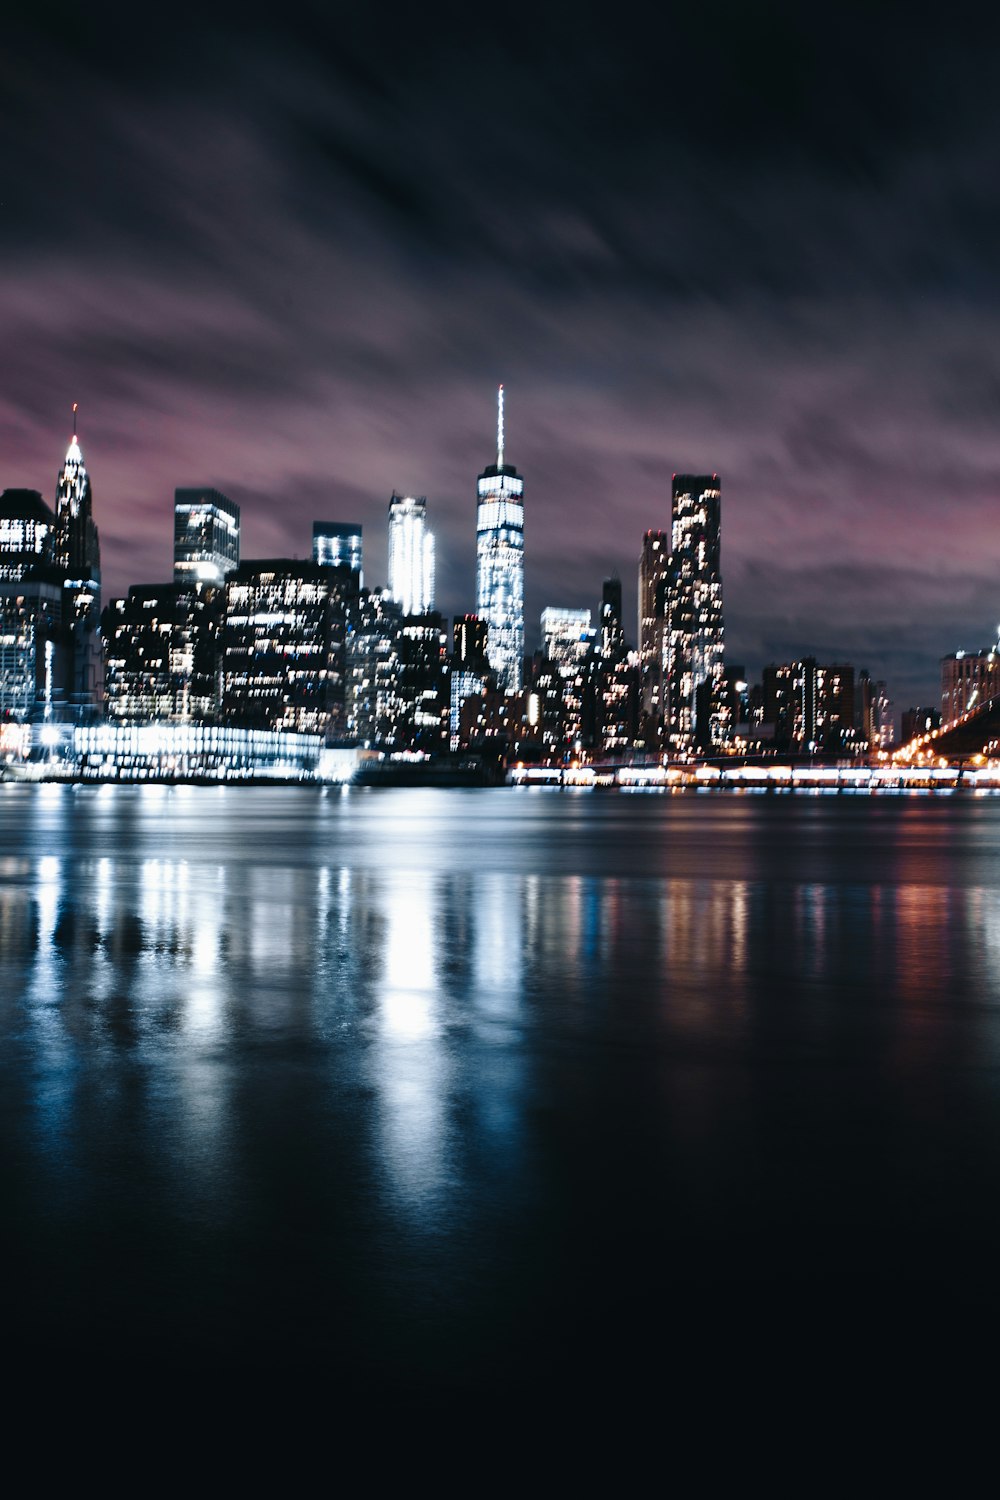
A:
[[1, 768, 993, 794]]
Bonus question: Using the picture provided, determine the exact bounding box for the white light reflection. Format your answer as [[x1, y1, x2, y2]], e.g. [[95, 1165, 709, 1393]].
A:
[[474, 873, 523, 1023], [26, 854, 77, 1167], [186, 899, 223, 1038], [94, 856, 113, 941], [374, 871, 449, 1212], [382, 872, 438, 1041], [32, 855, 62, 1004], [337, 866, 351, 938]]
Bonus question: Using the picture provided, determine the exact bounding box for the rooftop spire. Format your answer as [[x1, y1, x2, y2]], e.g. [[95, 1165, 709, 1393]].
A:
[[66, 402, 82, 463], [497, 384, 504, 468]]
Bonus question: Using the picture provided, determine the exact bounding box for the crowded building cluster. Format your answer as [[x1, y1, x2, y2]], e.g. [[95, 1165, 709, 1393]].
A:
[[2, 394, 908, 766]]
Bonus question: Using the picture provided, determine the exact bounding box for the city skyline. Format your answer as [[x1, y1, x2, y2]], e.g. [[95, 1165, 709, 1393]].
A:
[[7, 6, 1000, 708], [0, 396, 983, 717]]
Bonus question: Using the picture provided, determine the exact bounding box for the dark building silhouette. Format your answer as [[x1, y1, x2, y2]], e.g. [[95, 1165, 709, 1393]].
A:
[[901, 706, 941, 742], [313, 521, 363, 583], [638, 529, 668, 740], [597, 575, 638, 753]]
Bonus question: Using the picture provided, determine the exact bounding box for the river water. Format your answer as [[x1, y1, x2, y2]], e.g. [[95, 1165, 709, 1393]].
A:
[[4, 783, 1000, 1397]]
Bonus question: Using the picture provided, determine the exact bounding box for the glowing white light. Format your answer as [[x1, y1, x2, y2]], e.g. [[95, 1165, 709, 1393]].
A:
[[387, 495, 435, 616]]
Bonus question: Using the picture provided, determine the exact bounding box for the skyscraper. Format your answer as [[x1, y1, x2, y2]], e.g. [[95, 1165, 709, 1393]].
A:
[[387, 493, 434, 616], [541, 607, 593, 671], [597, 576, 638, 753], [346, 588, 404, 749], [0, 488, 65, 720], [54, 405, 100, 600], [313, 521, 363, 584], [541, 606, 596, 756], [600, 577, 625, 662], [223, 558, 355, 738], [55, 407, 103, 714], [449, 615, 491, 751], [638, 529, 669, 738], [476, 386, 524, 694], [174, 488, 240, 589], [665, 474, 724, 748], [0, 489, 55, 581], [103, 583, 224, 725]]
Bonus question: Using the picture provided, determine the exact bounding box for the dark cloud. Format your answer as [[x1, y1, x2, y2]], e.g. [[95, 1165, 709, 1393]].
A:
[[3, 1, 1000, 712]]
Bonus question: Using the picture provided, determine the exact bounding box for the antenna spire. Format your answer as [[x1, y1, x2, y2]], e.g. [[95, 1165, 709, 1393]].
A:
[[497, 384, 504, 468], [72, 401, 78, 438]]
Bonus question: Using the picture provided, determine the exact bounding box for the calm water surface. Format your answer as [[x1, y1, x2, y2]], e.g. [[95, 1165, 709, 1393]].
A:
[[4, 783, 1000, 1393]]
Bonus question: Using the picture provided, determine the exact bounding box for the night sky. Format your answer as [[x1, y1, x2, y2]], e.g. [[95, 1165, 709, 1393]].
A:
[[4, 1, 1000, 708]]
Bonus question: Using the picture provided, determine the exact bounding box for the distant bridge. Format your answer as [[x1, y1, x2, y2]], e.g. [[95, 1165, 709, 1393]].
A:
[[897, 693, 1000, 763]]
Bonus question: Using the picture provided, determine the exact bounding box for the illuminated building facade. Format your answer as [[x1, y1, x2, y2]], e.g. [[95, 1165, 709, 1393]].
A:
[[476, 386, 524, 694], [0, 489, 55, 581], [0, 489, 69, 720], [541, 606, 596, 755], [174, 488, 240, 589], [223, 559, 355, 738], [541, 607, 592, 671], [52, 411, 103, 715], [346, 588, 404, 748], [387, 494, 434, 616], [54, 407, 100, 600], [72, 722, 325, 781], [313, 521, 363, 584], [398, 612, 449, 753], [597, 578, 639, 753], [450, 614, 491, 750], [0, 578, 65, 721], [941, 647, 1000, 726], [762, 658, 856, 751], [104, 583, 223, 723], [665, 474, 724, 749], [525, 653, 563, 757], [638, 529, 668, 739]]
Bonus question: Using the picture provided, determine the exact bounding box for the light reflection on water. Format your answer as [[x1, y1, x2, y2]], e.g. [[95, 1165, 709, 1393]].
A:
[[5, 785, 1000, 1378]]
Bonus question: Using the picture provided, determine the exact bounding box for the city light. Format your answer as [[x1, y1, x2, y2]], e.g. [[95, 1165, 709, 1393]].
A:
[[0, 395, 986, 786]]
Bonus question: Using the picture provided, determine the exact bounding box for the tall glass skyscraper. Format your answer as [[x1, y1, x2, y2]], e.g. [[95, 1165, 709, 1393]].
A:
[[387, 493, 434, 616], [476, 386, 524, 694]]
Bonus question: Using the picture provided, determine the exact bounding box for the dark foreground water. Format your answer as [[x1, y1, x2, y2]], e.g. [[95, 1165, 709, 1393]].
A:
[[4, 782, 1000, 1402]]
